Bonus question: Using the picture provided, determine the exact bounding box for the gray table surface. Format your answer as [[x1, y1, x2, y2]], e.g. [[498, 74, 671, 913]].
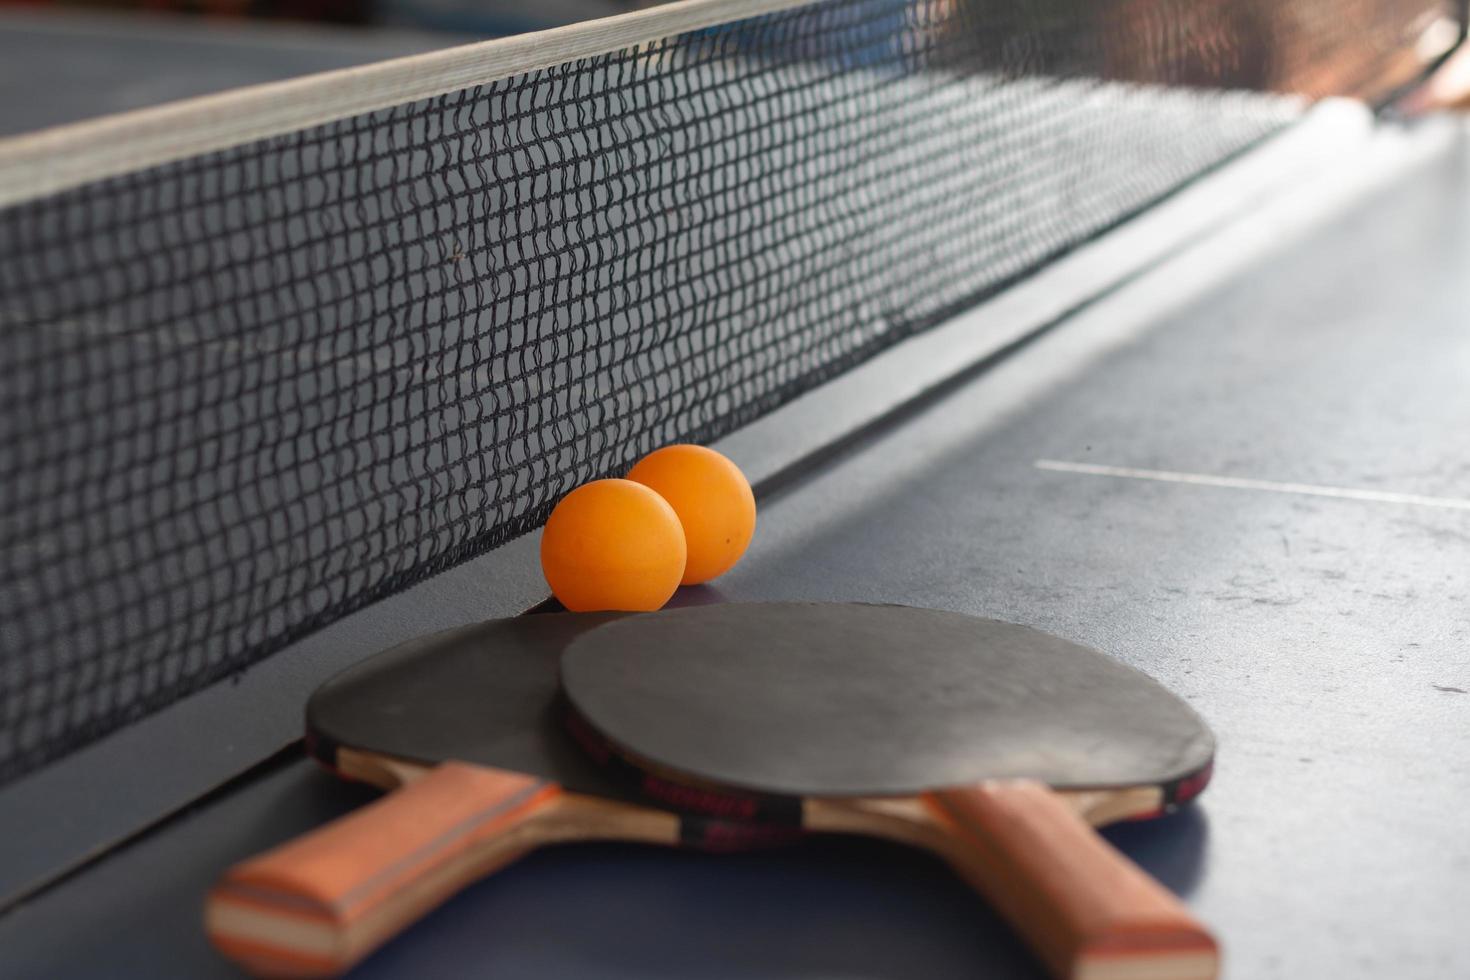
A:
[[1, 10, 1467, 980]]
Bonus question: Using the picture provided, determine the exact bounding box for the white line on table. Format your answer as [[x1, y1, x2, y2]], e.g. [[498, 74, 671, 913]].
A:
[[1034, 459, 1470, 512]]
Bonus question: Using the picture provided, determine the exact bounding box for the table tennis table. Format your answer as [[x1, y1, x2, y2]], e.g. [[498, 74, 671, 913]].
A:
[[0, 8, 1466, 979]]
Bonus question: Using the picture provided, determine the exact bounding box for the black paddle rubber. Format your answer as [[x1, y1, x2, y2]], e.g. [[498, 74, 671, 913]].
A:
[[560, 602, 1214, 799], [307, 613, 635, 797], [306, 612, 806, 849]]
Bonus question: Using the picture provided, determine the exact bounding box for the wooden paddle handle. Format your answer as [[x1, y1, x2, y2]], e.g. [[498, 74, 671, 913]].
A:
[[205, 762, 561, 977], [928, 781, 1219, 980]]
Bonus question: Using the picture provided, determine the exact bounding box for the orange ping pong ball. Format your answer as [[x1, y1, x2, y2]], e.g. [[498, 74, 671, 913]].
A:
[[627, 444, 756, 585], [540, 479, 687, 612]]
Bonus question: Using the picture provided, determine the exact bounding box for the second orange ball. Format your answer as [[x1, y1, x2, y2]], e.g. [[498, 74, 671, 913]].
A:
[[627, 444, 756, 585]]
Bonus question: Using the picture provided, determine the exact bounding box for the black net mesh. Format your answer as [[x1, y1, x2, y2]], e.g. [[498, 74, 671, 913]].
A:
[[0, 0, 1450, 781]]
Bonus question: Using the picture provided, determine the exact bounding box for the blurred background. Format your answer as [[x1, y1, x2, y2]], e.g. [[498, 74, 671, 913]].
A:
[[0, 0, 663, 137], [2, 0, 1463, 143], [0, 0, 652, 32]]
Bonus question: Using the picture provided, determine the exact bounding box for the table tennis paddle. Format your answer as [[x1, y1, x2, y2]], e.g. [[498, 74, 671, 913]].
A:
[[205, 613, 799, 978], [559, 602, 1218, 980]]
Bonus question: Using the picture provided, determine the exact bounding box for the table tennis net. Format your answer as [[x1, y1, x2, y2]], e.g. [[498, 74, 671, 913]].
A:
[[0, 0, 1455, 782]]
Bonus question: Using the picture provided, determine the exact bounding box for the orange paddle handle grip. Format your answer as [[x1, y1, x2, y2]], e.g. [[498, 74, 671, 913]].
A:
[[928, 781, 1219, 980], [205, 762, 559, 977]]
